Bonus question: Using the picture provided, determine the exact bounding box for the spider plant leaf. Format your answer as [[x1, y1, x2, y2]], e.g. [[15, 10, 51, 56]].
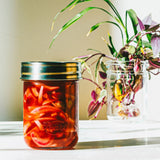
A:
[[60, 0, 78, 13], [49, 7, 114, 48], [87, 48, 102, 53], [108, 33, 117, 54], [100, 61, 107, 72], [87, 21, 124, 45], [51, 0, 78, 32], [86, 24, 99, 36], [51, 0, 93, 31], [95, 56, 103, 82], [74, 0, 93, 5], [69, 0, 93, 10], [125, 9, 139, 42], [107, 44, 116, 57], [103, 0, 125, 28], [146, 33, 152, 43]]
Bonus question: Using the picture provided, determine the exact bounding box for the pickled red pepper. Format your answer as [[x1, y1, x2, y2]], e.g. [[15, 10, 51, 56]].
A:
[[23, 81, 78, 149], [21, 61, 81, 149]]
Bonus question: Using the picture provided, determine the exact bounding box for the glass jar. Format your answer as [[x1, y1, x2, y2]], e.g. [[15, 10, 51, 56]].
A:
[[20, 61, 81, 149], [106, 60, 148, 120]]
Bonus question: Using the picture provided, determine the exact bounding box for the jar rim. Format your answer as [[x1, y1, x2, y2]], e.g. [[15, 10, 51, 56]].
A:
[[105, 60, 147, 74], [105, 60, 147, 65]]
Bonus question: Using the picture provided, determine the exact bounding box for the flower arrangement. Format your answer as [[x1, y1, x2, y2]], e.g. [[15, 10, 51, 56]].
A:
[[49, 0, 160, 119]]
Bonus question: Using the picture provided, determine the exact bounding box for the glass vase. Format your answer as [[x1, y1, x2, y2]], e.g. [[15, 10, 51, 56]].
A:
[[106, 60, 148, 120]]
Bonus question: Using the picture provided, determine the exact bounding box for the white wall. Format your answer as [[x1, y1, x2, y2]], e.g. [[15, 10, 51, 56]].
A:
[[0, 0, 159, 120]]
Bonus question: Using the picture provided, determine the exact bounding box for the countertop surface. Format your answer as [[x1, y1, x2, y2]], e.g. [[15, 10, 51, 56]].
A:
[[0, 120, 160, 160]]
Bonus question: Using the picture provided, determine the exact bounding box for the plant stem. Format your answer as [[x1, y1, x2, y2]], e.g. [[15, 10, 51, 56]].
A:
[[148, 69, 160, 75], [127, 31, 153, 48], [84, 52, 116, 63], [136, 31, 153, 48], [82, 77, 102, 90], [94, 105, 102, 119], [127, 32, 141, 45], [81, 58, 99, 75]]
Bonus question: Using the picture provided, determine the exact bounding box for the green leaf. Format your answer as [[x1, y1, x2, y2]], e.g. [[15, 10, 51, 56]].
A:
[[51, 12, 60, 32], [75, 0, 92, 4], [95, 56, 103, 81], [51, 0, 93, 32], [87, 48, 102, 53], [100, 61, 107, 72], [146, 33, 152, 43], [60, 0, 93, 13], [69, 0, 94, 10], [60, 0, 78, 13], [103, 0, 125, 28], [107, 44, 115, 56], [86, 24, 99, 36], [107, 33, 117, 56], [51, 0, 78, 31], [49, 7, 114, 48], [125, 9, 139, 42], [87, 21, 124, 45]]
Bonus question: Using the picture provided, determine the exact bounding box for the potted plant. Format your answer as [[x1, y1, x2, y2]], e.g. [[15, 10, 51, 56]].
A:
[[49, 0, 160, 120]]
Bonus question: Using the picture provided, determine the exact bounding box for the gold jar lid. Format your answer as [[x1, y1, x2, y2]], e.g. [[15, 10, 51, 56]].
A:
[[21, 61, 81, 80]]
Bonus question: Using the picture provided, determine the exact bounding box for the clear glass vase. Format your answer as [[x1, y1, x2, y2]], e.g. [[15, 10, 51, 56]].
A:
[[106, 60, 148, 121]]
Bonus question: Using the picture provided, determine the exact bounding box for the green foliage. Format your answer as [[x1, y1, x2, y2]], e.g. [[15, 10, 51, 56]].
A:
[[100, 61, 107, 72], [125, 9, 139, 42], [95, 56, 103, 82], [103, 0, 125, 28], [49, 6, 115, 48], [49, 0, 160, 118]]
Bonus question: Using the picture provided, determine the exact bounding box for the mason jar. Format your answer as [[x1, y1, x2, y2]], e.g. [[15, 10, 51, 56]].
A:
[[106, 60, 148, 120], [21, 61, 81, 149]]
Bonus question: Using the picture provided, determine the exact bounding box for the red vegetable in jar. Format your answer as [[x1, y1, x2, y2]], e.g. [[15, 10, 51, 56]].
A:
[[21, 62, 81, 149]]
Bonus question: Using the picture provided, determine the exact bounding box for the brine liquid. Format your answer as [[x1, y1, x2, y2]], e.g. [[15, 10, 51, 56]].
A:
[[23, 80, 78, 149]]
